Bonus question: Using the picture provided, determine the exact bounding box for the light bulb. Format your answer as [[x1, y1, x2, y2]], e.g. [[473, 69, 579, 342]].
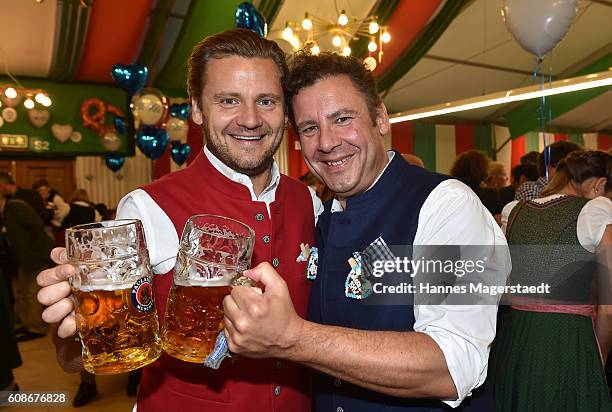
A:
[[368, 41, 377, 52], [342, 46, 351, 56], [302, 14, 312, 31], [35, 92, 46, 104], [381, 31, 391, 43], [364, 57, 377, 71], [5, 87, 17, 99], [42, 96, 52, 107], [289, 35, 301, 50], [369, 21, 379, 34], [282, 26, 294, 40], [24, 98, 35, 109], [311, 44, 320, 55], [337, 11, 348, 26], [332, 35, 342, 48]]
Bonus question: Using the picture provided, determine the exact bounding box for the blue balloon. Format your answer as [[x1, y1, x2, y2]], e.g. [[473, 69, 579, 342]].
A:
[[170, 140, 191, 166], [111, 64, 148, 95], [169, 103, 191, 121], [235, 2, 267, 37], [104, 153, 125, 172], [114, 116, 126, 134], [136, 126, 169, 160]]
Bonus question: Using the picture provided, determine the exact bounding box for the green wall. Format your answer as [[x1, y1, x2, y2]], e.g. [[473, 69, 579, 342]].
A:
[[0, 77, 131, 158]]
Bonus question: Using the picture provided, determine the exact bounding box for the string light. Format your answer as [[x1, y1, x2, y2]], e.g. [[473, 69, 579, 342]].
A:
[[369, 21, 379, 34], [302, 13, 313, 30], [5, 87, 17, 99]]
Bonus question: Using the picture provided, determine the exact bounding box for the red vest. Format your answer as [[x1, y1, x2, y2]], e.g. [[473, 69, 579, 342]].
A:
[[137, 152, 315, 412]]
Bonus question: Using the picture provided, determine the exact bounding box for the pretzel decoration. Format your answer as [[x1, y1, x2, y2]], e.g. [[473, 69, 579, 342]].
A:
[[81, 98, 106, 134], [81, 99, 125, 135]]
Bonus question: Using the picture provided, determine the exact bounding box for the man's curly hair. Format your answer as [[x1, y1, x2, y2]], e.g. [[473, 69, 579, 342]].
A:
[[285, 52, 382, 127]]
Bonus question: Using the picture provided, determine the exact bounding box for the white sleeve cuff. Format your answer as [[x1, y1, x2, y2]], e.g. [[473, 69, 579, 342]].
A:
[[417, 322, 489, 408]]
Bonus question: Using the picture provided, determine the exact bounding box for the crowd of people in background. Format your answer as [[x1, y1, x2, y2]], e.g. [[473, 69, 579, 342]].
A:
[[0, 174, 132, 406]]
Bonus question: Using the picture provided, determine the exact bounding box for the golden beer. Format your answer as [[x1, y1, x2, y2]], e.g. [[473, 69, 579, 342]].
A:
[[73, 279, 161, 374], [161, 281, 232, 363]]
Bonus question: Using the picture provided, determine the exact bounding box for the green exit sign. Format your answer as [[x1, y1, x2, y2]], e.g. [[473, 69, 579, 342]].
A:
[[0, 134, 28, 150]]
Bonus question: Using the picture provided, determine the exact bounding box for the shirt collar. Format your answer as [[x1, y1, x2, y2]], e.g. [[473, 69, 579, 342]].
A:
[[331, 150, 395, 213], [203, 145, 281, 200]]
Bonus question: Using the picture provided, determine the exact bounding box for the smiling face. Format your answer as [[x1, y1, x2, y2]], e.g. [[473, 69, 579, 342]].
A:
[[191, 56, 286, 177], [292, 75, 389, 201]]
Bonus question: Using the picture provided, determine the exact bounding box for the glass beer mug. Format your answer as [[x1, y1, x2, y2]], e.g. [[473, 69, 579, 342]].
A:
[[66, 220, 162, 374], [161, 215, 255, 363]]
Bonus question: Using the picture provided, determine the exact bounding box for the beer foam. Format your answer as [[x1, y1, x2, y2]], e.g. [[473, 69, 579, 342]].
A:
[[74, 280, 137, 292], [174, 276, 232, 288]]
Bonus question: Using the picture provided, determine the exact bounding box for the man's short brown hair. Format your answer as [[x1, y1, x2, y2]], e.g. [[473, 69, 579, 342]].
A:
[[285, 52, 382, 127], [187, 29, 288, 112]]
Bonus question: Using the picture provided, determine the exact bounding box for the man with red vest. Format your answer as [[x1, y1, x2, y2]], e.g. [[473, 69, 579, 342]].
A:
[[36, 29, 321, 411]]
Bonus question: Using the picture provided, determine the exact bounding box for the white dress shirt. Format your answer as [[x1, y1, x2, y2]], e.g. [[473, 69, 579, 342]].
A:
[[332, 151, 511, 408], [117, 146, 323, 274], [501, 194, 612, 252]]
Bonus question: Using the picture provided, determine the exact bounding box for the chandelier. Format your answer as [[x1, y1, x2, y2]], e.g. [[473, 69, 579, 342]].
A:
[[277, 9, 391, 70]]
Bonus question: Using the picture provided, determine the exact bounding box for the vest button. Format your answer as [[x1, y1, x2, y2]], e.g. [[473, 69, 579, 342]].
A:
[[275, 360, 282, 370], [272, 258, 280, 267], [274, 385, 281, 396], [262, 235, 270, 244], [336, 407, 344, 412], [334, 378, 342, 387], [255, 213, 264, 221]]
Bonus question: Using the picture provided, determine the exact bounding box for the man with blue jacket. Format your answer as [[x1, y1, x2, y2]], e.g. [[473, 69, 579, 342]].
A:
[[223, 53, 511, 411]]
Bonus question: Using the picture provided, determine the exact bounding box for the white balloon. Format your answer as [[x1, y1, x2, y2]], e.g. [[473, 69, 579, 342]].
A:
[[502, 0, 577, 58], [133, 94, 164, 125], [166, 118, 188, 140]]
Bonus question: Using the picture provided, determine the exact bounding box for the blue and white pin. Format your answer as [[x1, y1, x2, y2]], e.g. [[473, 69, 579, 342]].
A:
[[345, 252, 372, 300], [297, 243, 318, 280]]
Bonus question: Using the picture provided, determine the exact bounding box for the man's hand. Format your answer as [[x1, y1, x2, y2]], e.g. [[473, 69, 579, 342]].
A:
[[36, 247, 77, 338], [223, 262, 304, 358]]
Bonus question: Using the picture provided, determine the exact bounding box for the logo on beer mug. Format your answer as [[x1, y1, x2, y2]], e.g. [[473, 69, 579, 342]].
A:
[[131, 277, 154, 312]]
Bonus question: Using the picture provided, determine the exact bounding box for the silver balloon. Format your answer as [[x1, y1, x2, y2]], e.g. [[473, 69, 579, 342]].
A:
[[502, 0, 577, 58], [102, 131, 121, 151]]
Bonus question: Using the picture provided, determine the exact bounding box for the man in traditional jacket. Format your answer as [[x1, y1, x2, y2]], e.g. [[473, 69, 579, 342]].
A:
[[222, 53, 511, 411], [36, 29, 321, 411]]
